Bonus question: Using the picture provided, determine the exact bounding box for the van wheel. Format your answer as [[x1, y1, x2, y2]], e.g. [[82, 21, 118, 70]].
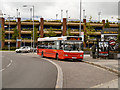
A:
[[56, 54, 59, 60], [41, 52, 44, 58]]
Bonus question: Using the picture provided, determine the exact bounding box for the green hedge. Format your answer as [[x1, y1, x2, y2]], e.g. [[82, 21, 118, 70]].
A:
[[2, 47, 18, 50], [83, 48, 91, 51], [22, 20, 39, 22]]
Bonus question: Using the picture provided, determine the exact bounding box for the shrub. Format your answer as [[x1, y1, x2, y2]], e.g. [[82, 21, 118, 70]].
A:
[[83, 48, 91, 51], [2, 47, 17, 50]]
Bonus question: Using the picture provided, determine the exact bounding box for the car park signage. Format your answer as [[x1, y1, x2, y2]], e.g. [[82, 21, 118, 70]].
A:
[[17, 39, 21, 41]]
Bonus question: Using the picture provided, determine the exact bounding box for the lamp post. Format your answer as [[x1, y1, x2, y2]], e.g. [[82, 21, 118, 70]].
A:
[[79, 0, 82, 36], [8, 15, 10, 51], [79, 0, 82, 50], [16, 9, 21, 18], [61, 10, 63, 36], [16, 9, 18, 18], [30, 8, 32, 20], [66, 10, 68, 36], [23, 5, 35, 52], [4, 14, 11, 51], [83, 9, 85, 19], [61, 10, 63, 22], [56, 14, 58, 20], [98, 12, 101, 22], [4, 14, 16, 50]]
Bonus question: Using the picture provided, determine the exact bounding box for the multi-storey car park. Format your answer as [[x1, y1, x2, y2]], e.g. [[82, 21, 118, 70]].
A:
[[0, 17, 119, 49]]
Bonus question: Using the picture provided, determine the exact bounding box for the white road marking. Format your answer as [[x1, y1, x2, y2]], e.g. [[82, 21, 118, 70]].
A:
[[19, 53, 63, 88], [91, 79, 118, 88], [42, 58, 63, 89], [0, 60, 12, 72], [6, 60, 12, 68], [0, 69, 4, 72]]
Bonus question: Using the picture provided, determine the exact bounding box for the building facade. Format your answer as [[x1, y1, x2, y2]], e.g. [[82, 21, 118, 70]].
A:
[[0, 17, 119, 49]]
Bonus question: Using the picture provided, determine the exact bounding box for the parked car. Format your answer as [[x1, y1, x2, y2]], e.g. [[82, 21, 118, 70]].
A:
[[15, 46, 31, 53], [30, 47, 37, 52]]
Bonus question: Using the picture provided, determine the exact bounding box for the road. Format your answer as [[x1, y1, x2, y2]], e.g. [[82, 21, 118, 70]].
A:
[[2, 52, 118, 88], [50, 59, 118, 88], [2, 52, 57, 88]]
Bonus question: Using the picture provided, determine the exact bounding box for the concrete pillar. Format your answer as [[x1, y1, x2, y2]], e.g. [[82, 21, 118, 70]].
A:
[[102, 20, 105, 30], [17, 18, 21, 48], [83, 19, 87, 47], [1, 18, 5, 48], [83, 19, 86, 33], [40, 18, 44, 38], [62, 18, 67, 36]]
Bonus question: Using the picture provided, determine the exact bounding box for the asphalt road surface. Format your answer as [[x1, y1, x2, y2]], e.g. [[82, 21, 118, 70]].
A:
[[2, 52, 118, 89], [45, 57, 118, 88], [2, 52, 57, 88]]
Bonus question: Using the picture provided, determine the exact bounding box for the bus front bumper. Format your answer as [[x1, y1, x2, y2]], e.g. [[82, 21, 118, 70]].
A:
[[62, 53, 83, 60]]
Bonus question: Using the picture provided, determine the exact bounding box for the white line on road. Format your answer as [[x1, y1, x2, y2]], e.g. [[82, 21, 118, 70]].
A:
[[0, 60, 13, 72], [6, 60, 12, 68], [91, 79, 118, 88], [42, 58, 63, 89]]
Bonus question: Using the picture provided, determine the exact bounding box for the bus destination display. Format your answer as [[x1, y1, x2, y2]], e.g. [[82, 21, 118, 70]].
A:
[[67, 37, 82, 41]]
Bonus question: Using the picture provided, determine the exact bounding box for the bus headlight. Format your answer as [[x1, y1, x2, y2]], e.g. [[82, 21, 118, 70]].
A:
[[64, 54, 68, 56], [80, 55, 83, 57]]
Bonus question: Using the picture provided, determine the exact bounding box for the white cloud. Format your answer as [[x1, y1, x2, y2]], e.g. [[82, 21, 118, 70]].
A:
[[0, 0, 119, 22]]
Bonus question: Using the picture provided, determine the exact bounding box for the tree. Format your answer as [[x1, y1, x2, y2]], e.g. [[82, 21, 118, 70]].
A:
[[89, 16, 92, 23], [85, 17, 96, 42], [66, 28, 74, 36], [31, 27, 39, 41], [45, 27, 57, 37], [84, 16, 96, 47], [12, 27, 19, 40], [1, 29, 5, 41], [104, 19, 110, 28]]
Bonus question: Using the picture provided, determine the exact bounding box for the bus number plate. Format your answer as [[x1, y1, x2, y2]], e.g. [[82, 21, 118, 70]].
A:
[[72, 57, 76, 59]]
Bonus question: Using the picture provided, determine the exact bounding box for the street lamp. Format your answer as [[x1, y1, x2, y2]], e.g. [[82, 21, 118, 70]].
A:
[[4, 14, 16, 50], [61, 10, 63, 36], [16, 9, 18, 18], [79, 0, 82, 36], [56, 14, 58, 20], [23, 5, 35, 52], [16, 9, 21, 18], [66, 10, 68, 36], [83, 9, 85, 19], [4, 14, 11, 51], [98, 12, 101, 22], [61, 10, 63, 22], [30, 8, 32, 20]]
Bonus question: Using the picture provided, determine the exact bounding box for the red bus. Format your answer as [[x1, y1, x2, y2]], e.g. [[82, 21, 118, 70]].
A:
[[37, 36, 84, 61]]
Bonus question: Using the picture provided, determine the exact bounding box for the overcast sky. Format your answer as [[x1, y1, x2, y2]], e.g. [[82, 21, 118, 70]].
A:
[[0, 0, 119, 22]]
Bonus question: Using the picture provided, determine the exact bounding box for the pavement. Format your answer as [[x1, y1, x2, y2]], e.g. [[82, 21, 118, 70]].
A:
[[84, 54, 119, 88], [84, 54, 119, 74]]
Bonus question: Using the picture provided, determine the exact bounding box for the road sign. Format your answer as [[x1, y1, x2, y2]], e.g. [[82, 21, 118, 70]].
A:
[[7, 17, 14, 19], [17, 39, 21, 41]]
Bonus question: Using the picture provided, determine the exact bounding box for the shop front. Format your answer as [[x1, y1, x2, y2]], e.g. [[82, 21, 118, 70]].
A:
[[101, 28, 119, 59]]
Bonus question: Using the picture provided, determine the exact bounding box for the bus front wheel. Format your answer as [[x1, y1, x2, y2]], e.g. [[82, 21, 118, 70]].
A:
[[41, 52, 44, 58]]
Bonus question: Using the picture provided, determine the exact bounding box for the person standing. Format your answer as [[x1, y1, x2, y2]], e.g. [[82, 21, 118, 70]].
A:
[[91, 44, 96, 59]]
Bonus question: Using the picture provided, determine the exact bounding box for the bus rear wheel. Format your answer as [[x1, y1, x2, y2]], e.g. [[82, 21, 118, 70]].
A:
[[56, 54, 59, 60]]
